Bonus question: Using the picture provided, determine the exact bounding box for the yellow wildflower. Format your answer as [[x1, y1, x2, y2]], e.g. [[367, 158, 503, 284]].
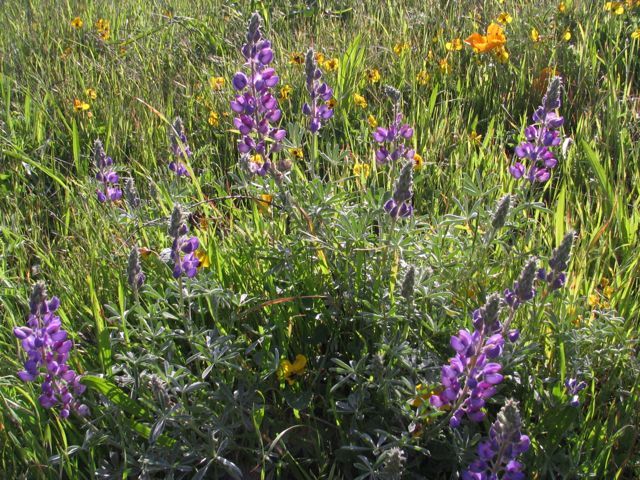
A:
[[96, 18, 111, 40], [497, 12, 513, 24], [530, 28, 540, 42], [315, 52, 326, 64], [73, 98, 90, 112], [208, 111, 219, 126], [632, 28, 640, 39], [604, 2, 625, 14], [465, 23, 506, 53], [195, 249, 210, 269], [353, 162, 371, 178], [71, 17, 83, 29], [445, 38, 463, 51], [416, 70, 430, 85], [410, 384, 442, 408], [588, 293, 600, 308], [393, 42, 411, 55], [439, 58, 451, 74], [353, 93, 367, 109], [604, 285, 614, 299], [278, 354, 307, 385], [257, 193, 273, 214], [85, 88, 97, 100], [367, 114, 378, 128], [427, 49, 435, 61], [209, 76, 225, 91], [279, 84, 292, 100], [326, 97, 337, 109], [289, 52, 304, 65], [289, 147, 304, 159], [563, 29, 572, 41], [365, 68, 381, 83], [323, 58, 339, 72], [494, 46, 509, 63], [469, 130, 482, 145], [558, 1, 566, 12], [413, 153, 424, 171]]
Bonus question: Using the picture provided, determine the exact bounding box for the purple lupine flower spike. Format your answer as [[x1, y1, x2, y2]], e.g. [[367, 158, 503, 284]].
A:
[[168, 117, 192, 177], [303, 48, 334, 133], [537, 231, 575, 292], [231, 13, 287, 177], [168, 206, 200, 279], [510, 76, 568, 183], [93, 139, 122, 203], [384, 161, 414, 219], [373, 86, 415, 166], [430, 294, 505, 426], [14, 282, 89, 418], [462, 399, 530, 480], [565, 377, 587, 407], [504, 257, 538, 310]]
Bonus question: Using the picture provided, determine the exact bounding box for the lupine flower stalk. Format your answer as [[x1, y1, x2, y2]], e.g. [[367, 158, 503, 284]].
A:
[[430, 294, 506, 427], [13, 282, 88, 418], [538, 231, 575, 292], [463, 399, 530, 480], [302, 48, 334, 133], [168, 117, 192, 177], [94, 139, 122, 203], [231, 13, 287, 176], [124, 178, 141, 209], [384, 161, 414, 219], [127, 246, 145, 293], [168, 206, 200, 279], [509, 76, 567, 183], [565, 377, 587, 407], [372, 86, 415, 165]]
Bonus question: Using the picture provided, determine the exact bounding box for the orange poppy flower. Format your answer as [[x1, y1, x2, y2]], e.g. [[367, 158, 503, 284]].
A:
[[464, 23, 506, 53]]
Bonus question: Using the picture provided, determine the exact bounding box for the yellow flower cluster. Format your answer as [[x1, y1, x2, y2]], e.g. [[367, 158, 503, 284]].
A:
[[365, 68, 381, 83], [353, 93, 367, 109], [96, 18, 110, 41], [209, 76, 225, 91]]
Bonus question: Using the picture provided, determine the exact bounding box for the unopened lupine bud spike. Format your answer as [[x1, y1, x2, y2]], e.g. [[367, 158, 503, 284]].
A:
[[401, 266, 415, 303], [491, 194, 511, 231]]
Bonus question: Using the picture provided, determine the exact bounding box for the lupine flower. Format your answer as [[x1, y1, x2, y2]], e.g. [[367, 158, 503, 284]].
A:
[[168, 117, 192, 177], [230, 12, 287, 177], [302, 49, 334, 133], [491, 195, 512, 231], [14, 282, 88, 418], [504, 257, 538, 310], [123, 178, 140, 209], [430, 294, 505, 427], [168, 206, 200, 279], [384, 161, 414, 219], [510, 76, 567, 183], [380, 447, 407, 479], [401, 266, 416, 306], [462, 399, 530, 480], [565, 378, 587, 407], [537, 231, 575, 291], [373, 86, 415, 166], [127, 246, 145, 292], [93, 139, 122, 203]]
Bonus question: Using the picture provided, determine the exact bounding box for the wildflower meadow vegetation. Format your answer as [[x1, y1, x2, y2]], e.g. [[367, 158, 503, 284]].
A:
[[1, 0, 640, 478]]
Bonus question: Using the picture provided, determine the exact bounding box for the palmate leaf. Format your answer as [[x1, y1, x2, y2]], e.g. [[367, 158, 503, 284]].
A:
[[80, 376, 175, 447]]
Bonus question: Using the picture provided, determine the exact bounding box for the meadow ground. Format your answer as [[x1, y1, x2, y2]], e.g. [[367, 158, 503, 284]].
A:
[[1, 0, 639, 478]]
